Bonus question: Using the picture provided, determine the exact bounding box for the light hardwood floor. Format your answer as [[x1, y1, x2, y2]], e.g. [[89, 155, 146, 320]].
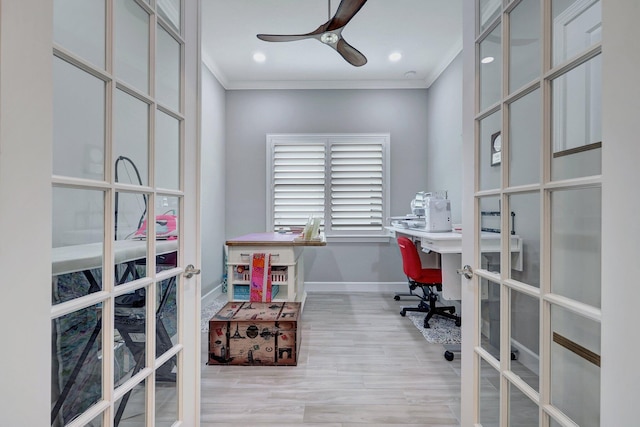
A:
[[201, 292, 462, 426]]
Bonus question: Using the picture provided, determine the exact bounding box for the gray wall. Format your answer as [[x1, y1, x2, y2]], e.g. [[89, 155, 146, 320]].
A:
[[200, 64, 226, 296], [425, 53, 463, 224], [225, 89, 432, 285]]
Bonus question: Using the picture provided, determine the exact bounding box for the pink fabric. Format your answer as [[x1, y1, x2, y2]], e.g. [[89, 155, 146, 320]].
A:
[[250, 253, 272, 302]]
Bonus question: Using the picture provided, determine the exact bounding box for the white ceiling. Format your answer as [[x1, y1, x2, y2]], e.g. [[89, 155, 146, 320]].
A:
[[201, 0, 462, 90]]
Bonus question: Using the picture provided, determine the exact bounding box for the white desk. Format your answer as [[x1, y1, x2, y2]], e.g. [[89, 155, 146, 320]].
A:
[[386, 226, 522, 299], [52, 239, 179, 276]]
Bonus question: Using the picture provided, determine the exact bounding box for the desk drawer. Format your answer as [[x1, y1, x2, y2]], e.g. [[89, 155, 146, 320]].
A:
[[227, 246, 301, 264]]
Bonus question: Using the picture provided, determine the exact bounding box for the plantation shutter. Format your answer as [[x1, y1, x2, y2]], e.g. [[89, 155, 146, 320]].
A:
[[329, 140, 384, 232], [272, 142, 326, 229]]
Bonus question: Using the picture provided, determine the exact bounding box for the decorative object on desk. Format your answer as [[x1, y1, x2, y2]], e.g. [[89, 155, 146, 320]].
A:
[[490, 131, 502, 166], [406, 311, 461, 344], [300, 216, 322, 241], [250, 253, 273, 302], [257, 0, 369, 67]]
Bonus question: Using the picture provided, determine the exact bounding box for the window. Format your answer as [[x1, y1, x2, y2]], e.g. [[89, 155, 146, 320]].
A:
[[267, 134, 390, 239]]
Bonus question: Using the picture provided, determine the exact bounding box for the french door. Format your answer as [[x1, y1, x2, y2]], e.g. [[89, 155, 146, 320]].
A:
[[49, 0, 201, 425], [461, 0, 606, 425]]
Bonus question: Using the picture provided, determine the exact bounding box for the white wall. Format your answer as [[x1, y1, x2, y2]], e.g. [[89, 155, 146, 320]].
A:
[[200, 64, 227, 296], [225, 89, 431, 285]]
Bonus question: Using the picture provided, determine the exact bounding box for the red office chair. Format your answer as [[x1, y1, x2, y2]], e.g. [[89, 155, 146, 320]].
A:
[[397, 237, 461, 329]]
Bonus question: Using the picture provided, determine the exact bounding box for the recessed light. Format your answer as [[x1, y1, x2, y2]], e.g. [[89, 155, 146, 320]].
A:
[[481, 56, 495, 64], [389, 52, 402, 62], [253, 52, 266, 63]]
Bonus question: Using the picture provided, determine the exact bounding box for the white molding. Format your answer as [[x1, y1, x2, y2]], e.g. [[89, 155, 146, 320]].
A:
[[509, 338, 540, 377]]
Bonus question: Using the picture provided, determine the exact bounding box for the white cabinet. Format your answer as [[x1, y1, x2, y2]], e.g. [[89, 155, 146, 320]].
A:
[[226, 245, 304, 304]]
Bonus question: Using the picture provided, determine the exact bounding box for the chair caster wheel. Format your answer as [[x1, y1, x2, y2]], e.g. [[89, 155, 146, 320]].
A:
[[394, 295, 400, 301], [511, 351, 518, 360], [423, 320, 431, 328], [444, 351, 454, 361], [400, 310, 406, 317], [455, 319, 462, 327]]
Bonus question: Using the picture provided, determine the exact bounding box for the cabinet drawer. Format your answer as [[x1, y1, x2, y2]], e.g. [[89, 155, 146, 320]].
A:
[[227, 246, 301, 264]]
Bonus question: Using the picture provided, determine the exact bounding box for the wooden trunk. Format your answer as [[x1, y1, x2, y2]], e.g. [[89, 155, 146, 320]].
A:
[[208, 301, 300, 366]]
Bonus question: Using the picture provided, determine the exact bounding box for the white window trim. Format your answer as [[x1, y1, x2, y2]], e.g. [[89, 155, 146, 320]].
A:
[[266, 133, 390, 242]]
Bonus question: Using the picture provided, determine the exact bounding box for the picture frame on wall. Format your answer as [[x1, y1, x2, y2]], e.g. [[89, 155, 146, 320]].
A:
[[490, 131, 502, 166]]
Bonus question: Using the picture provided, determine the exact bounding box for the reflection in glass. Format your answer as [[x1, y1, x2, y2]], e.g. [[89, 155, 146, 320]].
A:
[[479, 196, 501, 274], [114, 380, 146, 426], [479, 0, 500, 33], [551, 187, 601, 308], [510, 290, 539, 391], [53, 57, 105, 180], [86, 412, 104, 426], [51, 304, 103, 425], [550, 305, 600, 427], [114, 192, 149, 285], [114, 286, 147, 386], [552, 0, 601, 66], [52, 187, 104, 304], [157, 276, 179, 358], [115, 0, 150, 92], [156, 111, 180, 190], [479, 111, 501, 191], [114, 90, 149, 186], [155, 358, 178, 426], [480, 24, 502, 111], [156, 25, 181, 111], [509, 90, 541, 187], [158, 0, 181, 33], [509, 382, 539, 427], [479, 357, 500, 427], [551, 56, 602, 181], [510, 192, 540, 286], [480, 279, 501, 357], [509, 0, 540, 93], [54, 0, 106, 68]]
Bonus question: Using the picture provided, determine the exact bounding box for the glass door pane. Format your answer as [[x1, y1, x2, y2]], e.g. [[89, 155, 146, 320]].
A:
[[550, 305, 600, 426], [509, 192, 540, 286], [53, 57, 106, 180], [479, 111, 501, 191], [156, 26, 180, 111], [115, 0, 150, 93], [509, 382, 539, 426], [480, 279, 501, 357], [508, 0, 540, 93], [480, 24, 502, 111], [54, 0, 105, 69], [550, 187, 601, 307], [479, 357, 500, 426], [114, 89, 150, 186], [155, 110, 180, 190], [510, 289, 539, 391], [509, 90, 541, 187], [552, 0, 601, 66]]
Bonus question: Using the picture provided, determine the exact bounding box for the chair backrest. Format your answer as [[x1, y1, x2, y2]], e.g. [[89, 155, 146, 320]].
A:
[[397, 236, 424, 280]]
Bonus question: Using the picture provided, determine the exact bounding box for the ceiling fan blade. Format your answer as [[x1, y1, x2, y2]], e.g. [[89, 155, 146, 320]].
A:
[[257, 34, 315, 43], [327, 0, 368, 31], [334, 37, 367, 67]]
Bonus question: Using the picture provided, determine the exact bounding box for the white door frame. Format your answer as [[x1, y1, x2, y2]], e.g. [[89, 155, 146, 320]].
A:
[[0, 1, 54, 425]]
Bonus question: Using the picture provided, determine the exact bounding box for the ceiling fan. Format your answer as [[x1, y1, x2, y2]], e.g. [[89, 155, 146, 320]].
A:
[[257, 0, 369, 67]]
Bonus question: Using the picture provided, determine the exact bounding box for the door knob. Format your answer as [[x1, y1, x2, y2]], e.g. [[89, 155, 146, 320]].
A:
[[184, 264, 201, 279], [457, 264, 473, 279]]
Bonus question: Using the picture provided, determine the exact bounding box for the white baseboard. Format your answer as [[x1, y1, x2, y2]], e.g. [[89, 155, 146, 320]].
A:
[[510, 338, 540, 376], [304, 281, 406, 293], [201, 283, 223, 306]]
